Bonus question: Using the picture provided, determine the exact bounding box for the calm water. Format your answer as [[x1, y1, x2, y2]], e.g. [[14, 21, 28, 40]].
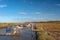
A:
[[0, 27, 36, 40]]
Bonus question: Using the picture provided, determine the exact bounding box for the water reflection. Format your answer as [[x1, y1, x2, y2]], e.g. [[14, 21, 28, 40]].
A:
[[0, 27, 32, 40]]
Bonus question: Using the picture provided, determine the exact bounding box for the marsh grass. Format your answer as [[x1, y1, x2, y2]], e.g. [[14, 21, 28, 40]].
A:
[[38, 31, 55, 40], [0, 22, 60, 40], [33, 22, 60, 40]]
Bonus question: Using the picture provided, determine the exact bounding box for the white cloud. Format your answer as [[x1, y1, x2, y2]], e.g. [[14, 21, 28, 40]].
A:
[[31, 18, 57, 22], [24, 0, 26, 3], [50, 18, 60, 21], [12, 18, 60, 22], [32, 18, 46, 21], [45, 14, 56, 16], [30, 2, 33, 4], [33, 12, 56, 16], [35, 12, 41, 14], [24, 18, 44, 22], [56, 4, 60, 6], [0, 4, 7, 8], [23, 0, 33, 5], [19, 12, 27, 15], [33, 12, 41, 15]]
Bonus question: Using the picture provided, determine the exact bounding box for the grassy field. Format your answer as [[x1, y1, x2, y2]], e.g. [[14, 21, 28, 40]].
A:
[[0, 23, 22, 29], [32, 21, 60, 40]]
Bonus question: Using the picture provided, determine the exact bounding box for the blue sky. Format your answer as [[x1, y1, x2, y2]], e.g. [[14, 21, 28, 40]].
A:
[[0, 0, 60, 23]]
